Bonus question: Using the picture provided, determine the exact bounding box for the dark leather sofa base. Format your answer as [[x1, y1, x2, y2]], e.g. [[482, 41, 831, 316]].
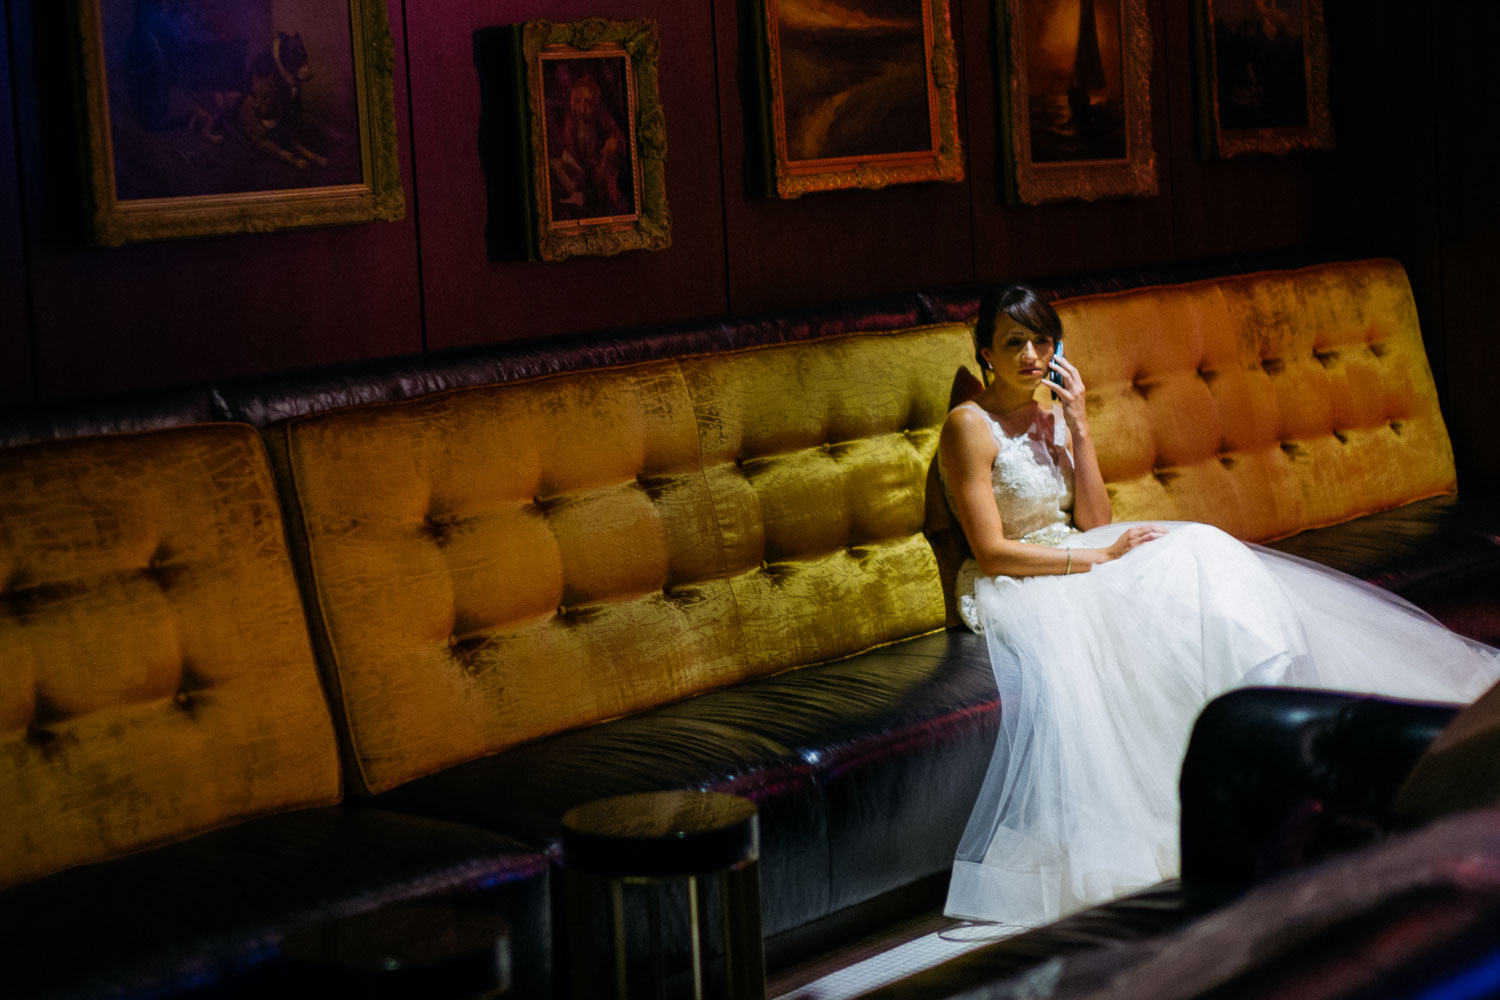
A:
[[376, 628, 999, 941], [1266, 494, 1500, 645], [0, 807, 549, 1000]]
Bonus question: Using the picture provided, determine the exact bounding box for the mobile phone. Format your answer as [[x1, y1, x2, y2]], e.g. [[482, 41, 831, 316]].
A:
[[1048, 340, 1066, 390]]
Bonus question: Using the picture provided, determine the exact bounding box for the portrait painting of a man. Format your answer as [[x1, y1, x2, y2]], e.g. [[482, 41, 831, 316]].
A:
[[540, 53, 638, 226]]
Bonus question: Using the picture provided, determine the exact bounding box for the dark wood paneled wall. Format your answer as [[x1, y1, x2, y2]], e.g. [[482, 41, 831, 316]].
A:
[[5, 1, 424, 404], [0, 1, 1493, 485], [1432, 5, 1500, 493], [0, 3, 31, 408]]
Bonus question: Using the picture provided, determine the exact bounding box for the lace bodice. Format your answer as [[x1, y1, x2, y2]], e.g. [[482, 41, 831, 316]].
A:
[[940, 401, 1078, 631], [941, 401, 1076, 544]]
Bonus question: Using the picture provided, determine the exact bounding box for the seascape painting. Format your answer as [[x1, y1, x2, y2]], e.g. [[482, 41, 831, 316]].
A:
[[1208, 0, 1308, 131], [998, 0, 1155, 203], [773, 0, 934, 164], [1022, 0, 1125, 164], [101, 0, 362, 200]]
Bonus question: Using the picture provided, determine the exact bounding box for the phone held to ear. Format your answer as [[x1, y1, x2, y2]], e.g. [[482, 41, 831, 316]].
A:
[[1049, 340, 1066, 391]]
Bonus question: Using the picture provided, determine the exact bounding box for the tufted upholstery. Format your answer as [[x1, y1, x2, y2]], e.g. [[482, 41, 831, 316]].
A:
[[0, 425, 341, 889], [1062, 260, 1455, 540], [271, 326, 977, 795], [679, 331, 965, 673]]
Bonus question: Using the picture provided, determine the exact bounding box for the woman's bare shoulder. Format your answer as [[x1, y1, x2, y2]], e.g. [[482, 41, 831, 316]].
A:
[[941, 403, 997, 460], [943, 400, 986, 429]]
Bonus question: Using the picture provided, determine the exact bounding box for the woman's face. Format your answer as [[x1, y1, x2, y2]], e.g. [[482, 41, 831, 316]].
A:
[[983, 322, 1057, 393]]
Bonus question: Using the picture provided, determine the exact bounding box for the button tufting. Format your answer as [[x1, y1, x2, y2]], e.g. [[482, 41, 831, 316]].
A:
[[1389, 420, 1405, 436], [1332, 429, 1349, 444], [174, 689, 193, 709], [556, 604, 568, 618]]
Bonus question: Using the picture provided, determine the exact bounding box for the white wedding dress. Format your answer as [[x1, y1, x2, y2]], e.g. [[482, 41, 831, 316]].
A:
[[940, 401, 1500, 927]]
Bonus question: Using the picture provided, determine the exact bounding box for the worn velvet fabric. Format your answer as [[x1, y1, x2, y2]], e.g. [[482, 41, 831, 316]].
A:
[[270, 326, 977, 795], [0, 426, 341, 889], [1059, 261, 1456, 539]]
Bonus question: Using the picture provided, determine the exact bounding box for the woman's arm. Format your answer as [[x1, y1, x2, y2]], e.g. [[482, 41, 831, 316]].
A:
[[939, 407, 1161, 577], [1050, 354, 1112, 531]]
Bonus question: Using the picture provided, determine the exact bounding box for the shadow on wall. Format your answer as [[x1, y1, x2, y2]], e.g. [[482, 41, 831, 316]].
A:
[[473, 25, 530, 263]]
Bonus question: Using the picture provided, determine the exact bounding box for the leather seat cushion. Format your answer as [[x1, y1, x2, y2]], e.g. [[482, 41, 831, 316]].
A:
[[1265, 494, 1500, 644], [0, 807, 550, 1000], [375, 629, 997, 937]]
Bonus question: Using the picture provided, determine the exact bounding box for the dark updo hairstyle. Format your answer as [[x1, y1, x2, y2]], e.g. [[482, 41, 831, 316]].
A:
[[974, 283, 1063, 382]]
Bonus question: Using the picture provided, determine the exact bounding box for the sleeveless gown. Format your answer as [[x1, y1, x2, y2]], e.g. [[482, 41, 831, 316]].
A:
[[940, 401, 1500, 927]]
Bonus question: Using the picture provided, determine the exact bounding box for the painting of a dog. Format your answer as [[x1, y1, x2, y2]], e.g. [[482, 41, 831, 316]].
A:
[[103, 0, 361, 199], [235, 32, 329, 169]]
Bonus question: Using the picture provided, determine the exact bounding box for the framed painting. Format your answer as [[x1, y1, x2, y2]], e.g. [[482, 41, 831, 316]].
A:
[[997, 0, 1157, 204], [517, 18, 669, 262], [72, 0, 405, 246], [1191, 0, 1333, 158], [755, 0, 964, 199]]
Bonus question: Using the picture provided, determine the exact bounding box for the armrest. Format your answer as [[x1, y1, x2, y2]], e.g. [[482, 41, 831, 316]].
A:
[[1178, 687, 1459, 896]]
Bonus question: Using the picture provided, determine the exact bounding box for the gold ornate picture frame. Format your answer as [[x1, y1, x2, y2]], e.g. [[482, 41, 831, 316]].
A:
[[997, 0, 1157, 204], [73, 0, 405, 246], [1191, 0, 1333, 158], [755, 0, 964, 199], [518, 18, 669, 262]]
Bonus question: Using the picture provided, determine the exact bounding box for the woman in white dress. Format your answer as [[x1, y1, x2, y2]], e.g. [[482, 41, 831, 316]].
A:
[[940, 284, 1500, 928]]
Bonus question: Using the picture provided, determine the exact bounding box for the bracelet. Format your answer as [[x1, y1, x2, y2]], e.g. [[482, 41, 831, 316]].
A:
[[1064, 550, 1073, 576]]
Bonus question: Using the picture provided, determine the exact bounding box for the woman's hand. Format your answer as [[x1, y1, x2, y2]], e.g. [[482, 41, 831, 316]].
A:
[[1103, 524, 1167, 562], [1048, 353, 1089, 433]]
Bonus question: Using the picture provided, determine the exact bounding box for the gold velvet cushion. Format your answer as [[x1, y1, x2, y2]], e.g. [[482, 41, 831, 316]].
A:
[[681, 331, 969, 671], [0, 426, 340, 889], [271, 327, 978, 795], [1061, 260, 1455, 540]]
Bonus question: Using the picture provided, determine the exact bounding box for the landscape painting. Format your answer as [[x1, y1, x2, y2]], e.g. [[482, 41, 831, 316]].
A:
[[998, 0, 1157, 204], [759, 0, 963, 198]]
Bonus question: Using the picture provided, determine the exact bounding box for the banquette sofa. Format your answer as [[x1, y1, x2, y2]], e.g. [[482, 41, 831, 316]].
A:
[[3, 256, 1497, 999]]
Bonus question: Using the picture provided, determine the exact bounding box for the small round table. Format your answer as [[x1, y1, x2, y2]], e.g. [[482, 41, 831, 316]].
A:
[[559, 790, 764, 1000]]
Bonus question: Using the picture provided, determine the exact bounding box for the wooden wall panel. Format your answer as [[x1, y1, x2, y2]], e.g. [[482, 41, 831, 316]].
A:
[[0, 4, 33, 409], [1160, 0, 1338, 263], [409, 2, 728, 351], [1, 0, 1489, 449], [1432, 4, 1500, 492], [965, 0, 1178, 283], [714, 0, 975, 314], [7, 0, 423, 406]]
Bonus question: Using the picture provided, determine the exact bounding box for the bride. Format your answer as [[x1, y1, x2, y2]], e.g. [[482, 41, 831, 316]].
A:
[[939, 283, 1500, 927]]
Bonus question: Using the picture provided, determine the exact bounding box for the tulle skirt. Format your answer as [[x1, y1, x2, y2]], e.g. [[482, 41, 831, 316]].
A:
[[945, 521, 1500, 928]]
